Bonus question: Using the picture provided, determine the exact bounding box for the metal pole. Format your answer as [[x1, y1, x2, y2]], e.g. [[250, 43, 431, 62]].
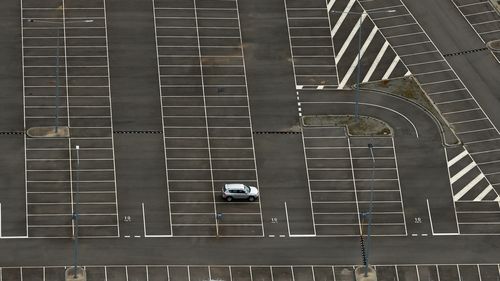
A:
[[73, 145, 80, 278], [354, 13, 363, 121], [55, 27, 60, 133], [364, 143, 375, 277]]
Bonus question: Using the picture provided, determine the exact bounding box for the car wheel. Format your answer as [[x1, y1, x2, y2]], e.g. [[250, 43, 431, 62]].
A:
[[226, 196, 233, 202], [248, 196, 255, 202]]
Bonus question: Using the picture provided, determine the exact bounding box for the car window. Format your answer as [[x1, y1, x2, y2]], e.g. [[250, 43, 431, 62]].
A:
[[244, 185, 250, 193]]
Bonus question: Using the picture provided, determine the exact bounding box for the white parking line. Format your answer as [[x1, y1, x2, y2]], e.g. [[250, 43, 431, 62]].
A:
[[472, 19, 500, 25], [442, 108, 480, 115], [435, 97, 473, 105], [451, 118, 488, 125], [427, 88, 466, 95], [406, 59, 445, 67], [373, 13, 410, 21], [393, 40, 431, 48], [379, 22, 417, 30], [456, 127, 495, 135], [399, 50, 440, 57], [457, 1, 489, 8]]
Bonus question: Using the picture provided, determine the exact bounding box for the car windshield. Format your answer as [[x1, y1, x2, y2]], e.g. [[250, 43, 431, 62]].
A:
[[244, 185, 250, 193]]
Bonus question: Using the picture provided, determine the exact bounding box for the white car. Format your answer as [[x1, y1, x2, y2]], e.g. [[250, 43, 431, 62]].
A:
[[222, 183, 259, 202]]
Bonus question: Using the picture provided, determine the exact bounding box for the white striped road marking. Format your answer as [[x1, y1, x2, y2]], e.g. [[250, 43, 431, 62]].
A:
[[450, 162, 476, 184], [362, 41, 389, 82], [448, 150, 468, 167], [330, 0, 356, 38], [382, 55, 400, 80], [473, 185, 494, 201], [334, 13, 367, 64], [326, 0, 336, 12], [338, 26, 377, 88], [453, 174, 484, 201]]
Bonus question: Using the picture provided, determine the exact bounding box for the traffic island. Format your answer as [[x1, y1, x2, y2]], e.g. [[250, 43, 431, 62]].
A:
[[302, 115, 392, 137], [486, 39, 500, 54], [65, 266, 86, 281], [354, 265, 377, 281], [361, 76, 460, 146], [26, 126, 70, 138]]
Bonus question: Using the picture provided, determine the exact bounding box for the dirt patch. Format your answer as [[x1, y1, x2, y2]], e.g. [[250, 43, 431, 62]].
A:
[[302, 115, 392, 136], [27, 126, 70, 138]]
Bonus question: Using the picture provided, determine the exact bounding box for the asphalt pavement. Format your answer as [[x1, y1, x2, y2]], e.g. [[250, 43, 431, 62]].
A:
[[0, 0, 499, 272]]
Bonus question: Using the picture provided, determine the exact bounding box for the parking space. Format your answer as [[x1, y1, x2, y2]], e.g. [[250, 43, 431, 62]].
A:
[[153, 0, 262, 237], [359, 0, 500, 223], [284, 0, 339, 90], [302, 126, 406, 236], [21, 0, 118, 237], [1, 264, 498, 281], [326, 0, 410, 89], [450, 0, 500, 62]]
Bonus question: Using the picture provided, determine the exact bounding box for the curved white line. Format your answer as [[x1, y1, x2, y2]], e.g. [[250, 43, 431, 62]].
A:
[[303, 101, 419, 138]]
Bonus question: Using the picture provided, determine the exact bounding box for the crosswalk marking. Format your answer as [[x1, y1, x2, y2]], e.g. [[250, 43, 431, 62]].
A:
[[326, 0, 337, 13], [335, 13, 367, 65], [382, 55, 400, 80], [473, 185, 494, 201], [450, 162, 476, 184], [338, 26, 377, 88], [453, 174, 484, 201], [330, 0, 356, 38], [448, 150, 468, 167], [362, 41, 389, 83]]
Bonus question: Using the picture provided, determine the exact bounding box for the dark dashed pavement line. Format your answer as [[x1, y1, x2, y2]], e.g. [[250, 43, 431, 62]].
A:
[[0, 131, 24, 135], [253, 131, 302, 135], [443, 47, 489, 57]]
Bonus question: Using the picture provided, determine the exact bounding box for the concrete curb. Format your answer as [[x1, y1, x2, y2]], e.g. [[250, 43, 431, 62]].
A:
[[26, 126, 70, 138], [486, 39, 500, 53]]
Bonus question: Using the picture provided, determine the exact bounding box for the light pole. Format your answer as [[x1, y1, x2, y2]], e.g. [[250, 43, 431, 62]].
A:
[[330, 9, 395, 120], [364, 142, 375, 277], [26, 19, 93, 134], [72, 145, 81, 278]]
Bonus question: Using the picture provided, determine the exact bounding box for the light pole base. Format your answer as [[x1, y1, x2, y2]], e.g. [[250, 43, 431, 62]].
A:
[[354, 265, 377, 281], [65, 266, 86, 281], [27, 126, 70, 138]]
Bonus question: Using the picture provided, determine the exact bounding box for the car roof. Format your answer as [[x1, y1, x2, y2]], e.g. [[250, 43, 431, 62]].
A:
[[225, 183, 245, 190]]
